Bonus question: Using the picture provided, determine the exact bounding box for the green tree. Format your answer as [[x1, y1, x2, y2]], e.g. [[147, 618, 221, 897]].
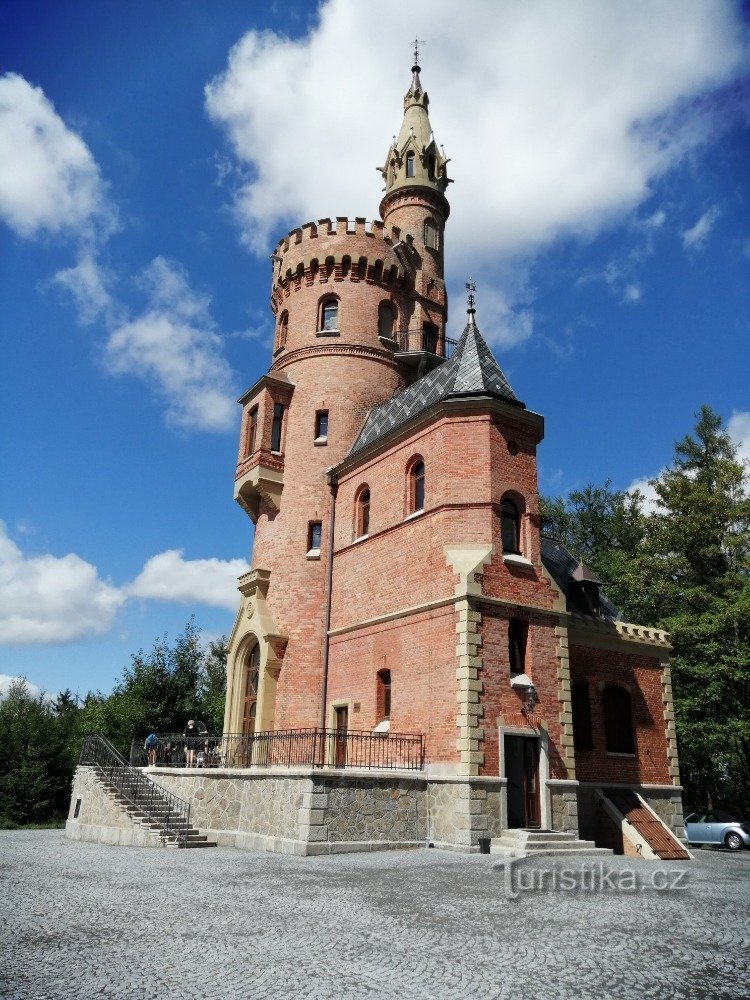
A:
[[540, 481, 646, 616], [198, 637, 228, 733], [627, 406, 750, 814], [0, 680, 68, 826]]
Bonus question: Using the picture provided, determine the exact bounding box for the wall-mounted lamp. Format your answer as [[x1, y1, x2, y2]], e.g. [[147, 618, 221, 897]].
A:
[[522, 684, 538, 716]]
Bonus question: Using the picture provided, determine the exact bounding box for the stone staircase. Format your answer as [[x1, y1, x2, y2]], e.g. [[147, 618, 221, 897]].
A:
[[92, 765, 216, 849], [490, 829, 613, 858]]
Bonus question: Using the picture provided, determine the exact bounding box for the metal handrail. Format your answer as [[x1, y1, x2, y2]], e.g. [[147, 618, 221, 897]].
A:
[[79, 734, 192, 847], [391, 329, 458, 359], [132, 728, 426, 772]]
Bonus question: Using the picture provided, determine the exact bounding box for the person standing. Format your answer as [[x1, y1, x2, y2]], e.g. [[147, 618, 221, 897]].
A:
[[144, 730, 158, 767], [183, 719, 200, 767]]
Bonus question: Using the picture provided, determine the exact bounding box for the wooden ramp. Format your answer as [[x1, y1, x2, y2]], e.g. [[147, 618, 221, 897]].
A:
[[603, 789, 690, 860]]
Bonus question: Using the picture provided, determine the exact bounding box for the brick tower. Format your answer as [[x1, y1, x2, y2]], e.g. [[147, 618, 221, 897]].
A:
[[225, 58, 453, 736]]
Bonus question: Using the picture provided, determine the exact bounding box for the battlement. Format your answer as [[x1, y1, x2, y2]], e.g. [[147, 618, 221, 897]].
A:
[[271, 217, 413, 312]]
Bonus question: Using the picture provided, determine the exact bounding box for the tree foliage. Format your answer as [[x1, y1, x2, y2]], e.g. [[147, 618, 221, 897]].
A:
[[0, 621, 227, 827]]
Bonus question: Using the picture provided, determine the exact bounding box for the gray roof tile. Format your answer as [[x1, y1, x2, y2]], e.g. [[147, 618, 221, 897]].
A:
[[349, 319, 521, 456]]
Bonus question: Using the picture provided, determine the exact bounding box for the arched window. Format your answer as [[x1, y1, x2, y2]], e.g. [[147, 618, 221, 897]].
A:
[[378, 301, 395, 340], [409, 460, 425, 513], [405, 152, 415, 178], [377, 669, 391, 721], [242, 644, 260, 736], [321, 298, 338, 331], [424, 218, 438, 250], [356, 488, 370, 538], [501, 498, 521, 553], [276, 310, 288, 350], [603, 686, 635, 754]]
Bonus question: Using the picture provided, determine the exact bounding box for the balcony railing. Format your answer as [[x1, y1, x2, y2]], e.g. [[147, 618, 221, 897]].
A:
[[391, 329, 458, 359], [131, 728, 426, 772]]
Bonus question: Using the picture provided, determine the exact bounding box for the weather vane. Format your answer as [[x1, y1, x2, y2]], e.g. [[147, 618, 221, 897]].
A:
[[412, 37, 426, 67], [466, 278, 477, 314]]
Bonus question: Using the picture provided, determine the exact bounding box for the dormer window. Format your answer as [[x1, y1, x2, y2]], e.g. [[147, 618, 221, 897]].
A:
[[406, 152, 415, 178], [572, 562, 602, 616]]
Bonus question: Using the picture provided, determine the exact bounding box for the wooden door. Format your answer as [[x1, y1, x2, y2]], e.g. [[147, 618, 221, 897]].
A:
[[523, 738, 541, 828], [334, 706, 348, 768]]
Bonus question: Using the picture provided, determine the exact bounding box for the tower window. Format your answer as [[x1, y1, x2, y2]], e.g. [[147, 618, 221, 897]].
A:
[[321, 299, 338, 331], [508, 619, 527, 676], [315, 410, 328, 441], [571, 682, 593, 751], [409, 460, 425, 513], [308, 521, 322, 553], [427, 155, 436, 181], [422, 322, 438, 353], [378, 301, 395, 340], [405, 152, 415, 178], [356, 488, 370, 538], [270, 403, 284, 452], [245, 406, 258, 457], [424, 218, 438, 250], [275, 311, 288, 351], [603, 686, 635, 754], [243, 644, 260, 736], [377, 669, 391, 721], [501, 498, 521, 554]]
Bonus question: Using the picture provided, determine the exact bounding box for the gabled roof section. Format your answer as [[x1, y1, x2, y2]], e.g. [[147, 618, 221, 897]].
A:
[[348, 319, 522, 457], [540, 536, 620, 620]]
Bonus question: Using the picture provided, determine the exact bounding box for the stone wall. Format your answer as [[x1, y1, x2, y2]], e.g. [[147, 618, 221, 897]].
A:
[[65, 766, 162, 848], [549, 782, 579, 833]]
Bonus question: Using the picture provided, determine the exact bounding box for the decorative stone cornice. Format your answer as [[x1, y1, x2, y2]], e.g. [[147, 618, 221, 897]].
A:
[[568, 612, 672, 653]]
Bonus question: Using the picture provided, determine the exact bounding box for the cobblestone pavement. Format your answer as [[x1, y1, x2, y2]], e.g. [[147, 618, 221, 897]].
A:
[[1, 832, 749, 1000]]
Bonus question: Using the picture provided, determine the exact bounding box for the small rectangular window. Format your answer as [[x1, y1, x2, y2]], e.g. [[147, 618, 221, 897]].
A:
[[245, 406, 258, 456], [308, 521, 322, 552], [73, 798, 82, 819], [377, 669, 391, 720], [271, 403, 284, 452], [315, 410, 329, 440], [508, 619, 527, 676]]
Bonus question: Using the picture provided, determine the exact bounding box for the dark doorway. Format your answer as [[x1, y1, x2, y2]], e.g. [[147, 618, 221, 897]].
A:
[[334, 705, 348, 768], [504, 735, 541, 828]]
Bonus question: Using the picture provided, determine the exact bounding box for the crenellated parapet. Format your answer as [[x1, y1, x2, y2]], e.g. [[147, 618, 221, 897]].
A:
[[270, 217, 412, 313]]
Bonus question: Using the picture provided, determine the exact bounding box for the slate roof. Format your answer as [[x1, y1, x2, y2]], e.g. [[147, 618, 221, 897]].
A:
[[349, 318, 522, 456], [540, 536, 620, 620]]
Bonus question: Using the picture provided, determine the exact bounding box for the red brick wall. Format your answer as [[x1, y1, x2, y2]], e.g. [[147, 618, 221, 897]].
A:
[[479, 606, 569, 779], [570, 645, 670, 785], [327, 606, 457, 762]]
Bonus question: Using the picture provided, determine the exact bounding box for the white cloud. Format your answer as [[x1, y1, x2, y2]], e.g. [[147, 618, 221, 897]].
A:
[[0, 73, 114, 240], [681, 205, 721, 249], [0, 674, 49, 702], [621, 283, 642, 304], [104, 257, 237, 432], [206, 0, 744, 274], [0, 523, 124, 645], [53, 252, 120, 325], [727, 410, 750, 468], [627, 474, 664, 516], [127, 549, 249, 611]]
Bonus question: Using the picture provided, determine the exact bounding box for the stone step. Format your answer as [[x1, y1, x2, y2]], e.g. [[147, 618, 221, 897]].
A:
[[490, 845, 614, 858]]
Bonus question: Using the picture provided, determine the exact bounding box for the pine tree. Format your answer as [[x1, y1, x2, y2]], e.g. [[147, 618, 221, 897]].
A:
[[627, 406, 750, 814]]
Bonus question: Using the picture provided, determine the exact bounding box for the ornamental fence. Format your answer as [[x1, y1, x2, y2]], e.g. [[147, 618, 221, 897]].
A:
[[392, 329, 458, 358], [130, 728, 426, 772]]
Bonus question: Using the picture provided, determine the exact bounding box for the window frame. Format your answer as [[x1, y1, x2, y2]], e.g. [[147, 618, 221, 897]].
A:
[[603, 685, 635, 755], [314, 410, 329, 442], [377, 669, 392, 721], [508, 618, 528, 676], [409, 459, 425, 514], [501, 497, 521, 554], [275, 310, 288, 352], [270, 402, 284, 453], [242, 643, 260, 736], [307, 520, 323, 554], [320, 298, 339, 332], [378, 301, 396, 341], [356, 487, 371, 539], [405, 152, 415, 178], [424, 217, 438, 251], [245, 405, 259, 457]]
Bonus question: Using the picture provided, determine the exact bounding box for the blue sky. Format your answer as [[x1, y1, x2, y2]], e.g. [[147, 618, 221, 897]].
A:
[[1, 0, 748, 700]]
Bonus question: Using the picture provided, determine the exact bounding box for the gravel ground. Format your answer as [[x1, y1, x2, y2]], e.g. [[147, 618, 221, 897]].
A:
[[1, 831, 748, 1000]]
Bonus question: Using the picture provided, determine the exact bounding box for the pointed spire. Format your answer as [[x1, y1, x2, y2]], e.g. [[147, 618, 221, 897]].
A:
[[378, 46, 451, 201], [466, 278, 477, 327]]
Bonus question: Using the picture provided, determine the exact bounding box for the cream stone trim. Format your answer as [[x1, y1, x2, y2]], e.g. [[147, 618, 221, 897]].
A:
[[661, 662, 681, 785], [234, 464, 284, 523], [540, 561, 576, 778], [498, 719, 552, 830], [328, 596, 455, 638], [568, 612, 672, 652], [445, 544, 493, 777], [224, 569, 288, 738]]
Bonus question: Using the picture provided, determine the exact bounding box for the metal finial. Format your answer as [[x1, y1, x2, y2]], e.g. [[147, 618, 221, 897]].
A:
[[412, 37, 426, 69], [466, 278, 477, 320]]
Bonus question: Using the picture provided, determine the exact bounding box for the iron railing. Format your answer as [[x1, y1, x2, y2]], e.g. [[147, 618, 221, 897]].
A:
[[80, 734, 192, 846], [131, 728, 426, 772], [392, 329, 458, 359]]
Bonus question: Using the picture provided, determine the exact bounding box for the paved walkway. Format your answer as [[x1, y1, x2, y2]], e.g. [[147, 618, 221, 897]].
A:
[[1, 831, 748, 999]]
